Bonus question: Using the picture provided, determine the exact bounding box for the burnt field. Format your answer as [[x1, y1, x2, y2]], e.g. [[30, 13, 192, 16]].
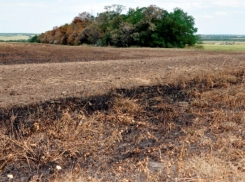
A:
[[0, 42, 237, 65], [1, 43, 245, 108], [1, 43, 245, 181]]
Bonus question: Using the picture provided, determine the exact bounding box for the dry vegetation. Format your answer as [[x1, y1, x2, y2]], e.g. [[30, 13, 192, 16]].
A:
[[1, 43, 245, 181]]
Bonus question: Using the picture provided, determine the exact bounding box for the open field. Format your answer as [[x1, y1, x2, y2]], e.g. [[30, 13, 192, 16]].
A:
[[0, 43, 243, 108], [203, 41, 245, 46], [0, 42, 228, 65], [203, 44, 245, 52], [0, 35, 29, 41], [203, 43, 245, 52], [203, 44, 245, 51], [0, 34, 34, 41], [1, 43, 245, 181]]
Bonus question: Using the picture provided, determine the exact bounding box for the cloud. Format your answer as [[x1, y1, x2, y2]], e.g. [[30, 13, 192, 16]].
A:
[[213, 0, 245, 7], [216, 12, 227, 16], [0, 0, 244, 34], [197, 15, 213, 19]]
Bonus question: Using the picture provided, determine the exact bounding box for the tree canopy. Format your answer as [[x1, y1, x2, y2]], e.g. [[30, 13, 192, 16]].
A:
[[38, 5, 199, 48]]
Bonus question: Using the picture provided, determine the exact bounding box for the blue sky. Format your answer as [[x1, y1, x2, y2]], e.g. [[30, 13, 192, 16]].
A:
[[0, 0, 244, 34]]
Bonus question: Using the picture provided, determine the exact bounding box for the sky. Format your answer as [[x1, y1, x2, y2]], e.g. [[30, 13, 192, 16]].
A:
[[0, 0, 244, 34]]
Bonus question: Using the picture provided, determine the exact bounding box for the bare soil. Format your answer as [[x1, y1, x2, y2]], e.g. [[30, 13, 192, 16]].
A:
[[0, 43, 244, 108], [1, 43, 245, 181]]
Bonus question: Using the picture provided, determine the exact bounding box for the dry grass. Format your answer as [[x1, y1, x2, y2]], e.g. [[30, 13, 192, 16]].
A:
[[1, 62, 245, 181], [1, 43, 245, 181]]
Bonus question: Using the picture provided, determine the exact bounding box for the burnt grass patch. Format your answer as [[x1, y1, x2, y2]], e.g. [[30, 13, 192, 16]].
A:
[[0, 43, 238, 65], [1, 69, 245, 181]]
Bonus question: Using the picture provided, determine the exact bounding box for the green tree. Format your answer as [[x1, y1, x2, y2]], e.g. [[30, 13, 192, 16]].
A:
[[38, 5, 199, 48], [28, 35, 38, 43], [165, 8, 198, 47]]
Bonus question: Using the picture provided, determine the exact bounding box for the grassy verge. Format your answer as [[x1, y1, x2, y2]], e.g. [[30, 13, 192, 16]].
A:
[[1, 65, 245, 181], [203, 44, 245, 52], [0, 35, 30, 41]]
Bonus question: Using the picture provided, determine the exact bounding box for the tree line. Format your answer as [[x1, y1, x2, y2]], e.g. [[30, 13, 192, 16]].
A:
[[201, 35, 245, 42], [38, 5, 199, 48]]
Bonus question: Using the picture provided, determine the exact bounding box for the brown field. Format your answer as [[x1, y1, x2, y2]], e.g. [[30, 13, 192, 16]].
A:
[[1, 43, 245, 181]]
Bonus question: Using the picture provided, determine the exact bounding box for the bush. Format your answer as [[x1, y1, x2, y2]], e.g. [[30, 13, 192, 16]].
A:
[[28, 35, 38, 43]]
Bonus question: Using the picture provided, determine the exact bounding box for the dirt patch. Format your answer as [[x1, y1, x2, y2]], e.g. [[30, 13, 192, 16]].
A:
[[1, 47, 245, 108]]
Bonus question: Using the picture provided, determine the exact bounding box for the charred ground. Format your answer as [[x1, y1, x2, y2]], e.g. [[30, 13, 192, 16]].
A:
[[1, 43, 245, 181], [0, 42, 237, 65]]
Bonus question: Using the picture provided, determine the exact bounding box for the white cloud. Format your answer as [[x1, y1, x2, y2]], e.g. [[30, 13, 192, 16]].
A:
[[197, 15, 213, 18], [0, 0, 244, 34], [216, 12, 227, 16], [213, 0, 245, 7]]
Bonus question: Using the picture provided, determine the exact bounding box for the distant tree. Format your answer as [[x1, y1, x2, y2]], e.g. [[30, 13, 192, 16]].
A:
[[28, 35, 38, 43], [104, 4, 126, 16], [38, 5, 199, 48], [131, 5, 167, 47], [165, 8, 198, 47], [78, 23, 101, 45], [72, 12, 94, 25]]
